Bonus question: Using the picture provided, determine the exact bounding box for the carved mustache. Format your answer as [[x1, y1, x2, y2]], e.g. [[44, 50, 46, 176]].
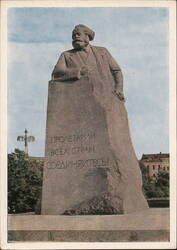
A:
[[73, 38, 84, 42]]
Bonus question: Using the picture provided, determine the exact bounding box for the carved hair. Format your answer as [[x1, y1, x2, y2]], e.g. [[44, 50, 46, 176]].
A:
[[73, 24, 95, 41]]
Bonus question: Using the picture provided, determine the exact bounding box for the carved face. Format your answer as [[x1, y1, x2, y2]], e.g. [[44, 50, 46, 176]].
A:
[[72, 28, 89, 49]]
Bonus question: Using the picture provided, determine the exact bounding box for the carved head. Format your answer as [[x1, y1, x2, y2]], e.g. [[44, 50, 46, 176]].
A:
[[72, 24, 95, 49]]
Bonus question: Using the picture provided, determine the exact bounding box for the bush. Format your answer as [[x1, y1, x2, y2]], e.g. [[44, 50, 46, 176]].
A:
[[8, 149, 43, 214], [140, 162, 169, 199]]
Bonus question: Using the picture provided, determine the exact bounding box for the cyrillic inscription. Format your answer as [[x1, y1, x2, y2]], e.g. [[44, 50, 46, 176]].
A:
[[50, 145, 95, 156], [45, 158, 109, 169], [47, 133, 95, 144]]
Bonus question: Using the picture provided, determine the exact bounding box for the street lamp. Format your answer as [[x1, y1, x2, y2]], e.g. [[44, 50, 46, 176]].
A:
[[17, 129, 35, 154]]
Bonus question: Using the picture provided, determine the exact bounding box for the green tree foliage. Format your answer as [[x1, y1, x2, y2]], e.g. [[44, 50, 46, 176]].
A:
[[155, 171, 169, 197], [140, 162, 169, 198], [8, 149, 43, 214]]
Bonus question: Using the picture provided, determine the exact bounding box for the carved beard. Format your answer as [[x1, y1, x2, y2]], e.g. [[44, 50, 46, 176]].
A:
[[72, 40, 89, 49]]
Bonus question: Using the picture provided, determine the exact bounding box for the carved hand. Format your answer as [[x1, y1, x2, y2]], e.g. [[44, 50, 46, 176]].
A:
[[113, 90, 126, 102], [80, 66, 89, 77]]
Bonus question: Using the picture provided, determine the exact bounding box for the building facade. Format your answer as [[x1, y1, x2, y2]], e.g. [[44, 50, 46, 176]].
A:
[[140, 152, 169, 179]]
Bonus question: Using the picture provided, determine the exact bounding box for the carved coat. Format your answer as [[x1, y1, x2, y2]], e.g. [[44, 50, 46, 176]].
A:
[[52, 45, 123, 103]]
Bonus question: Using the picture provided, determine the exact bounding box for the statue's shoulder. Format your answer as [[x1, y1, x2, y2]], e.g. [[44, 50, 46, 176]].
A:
[[91, 46, 109, 55], [91, 45, 107, 51], [60, 49, 76, 57]]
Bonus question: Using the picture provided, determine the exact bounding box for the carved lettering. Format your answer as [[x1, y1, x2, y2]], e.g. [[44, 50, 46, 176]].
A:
[[45, 158, 109, 169], [48, 133, 95, 144], [50, 145, 95, 156]]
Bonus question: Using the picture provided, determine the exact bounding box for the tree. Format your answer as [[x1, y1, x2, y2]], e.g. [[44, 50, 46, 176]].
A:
[[155, 171, 169, 197], [140, 161, 169, 199], [8, 149, 43, 214]]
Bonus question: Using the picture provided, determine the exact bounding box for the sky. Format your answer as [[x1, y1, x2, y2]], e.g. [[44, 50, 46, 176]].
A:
[[7, 7, 169, 159]]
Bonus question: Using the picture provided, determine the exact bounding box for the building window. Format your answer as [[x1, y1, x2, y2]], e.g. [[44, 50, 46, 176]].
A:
[[167, 167, 169, 170], [163, 166, 165, 170], [158, 165, 161, 170], [153, 165, 155, 170]]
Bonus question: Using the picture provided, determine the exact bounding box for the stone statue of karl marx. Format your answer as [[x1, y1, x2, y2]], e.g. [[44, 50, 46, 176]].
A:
[[49, 24, 148, 214], [52, 24, 125, 102]]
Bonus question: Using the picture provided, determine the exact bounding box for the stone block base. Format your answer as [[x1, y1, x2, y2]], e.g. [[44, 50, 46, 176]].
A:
[[8, 230, 169, 242], [8, 208, 169, 242]]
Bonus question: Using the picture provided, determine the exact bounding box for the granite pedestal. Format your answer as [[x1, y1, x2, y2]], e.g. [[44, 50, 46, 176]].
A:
[[8, 208, 169, 242]]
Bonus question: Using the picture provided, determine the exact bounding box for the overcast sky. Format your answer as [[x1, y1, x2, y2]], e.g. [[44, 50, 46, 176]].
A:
[[7, 7, 169, 159]]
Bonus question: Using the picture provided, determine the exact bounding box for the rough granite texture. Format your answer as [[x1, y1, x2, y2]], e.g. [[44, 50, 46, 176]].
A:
[[41, 27, 148, 215], [41, 77, 148, 215]]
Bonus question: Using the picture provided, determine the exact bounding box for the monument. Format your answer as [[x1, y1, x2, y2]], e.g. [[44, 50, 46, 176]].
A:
[[41, 24, 148, 215]]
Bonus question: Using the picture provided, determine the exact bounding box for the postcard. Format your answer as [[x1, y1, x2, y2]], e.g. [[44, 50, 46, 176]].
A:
[[0, 0, 176, 249]]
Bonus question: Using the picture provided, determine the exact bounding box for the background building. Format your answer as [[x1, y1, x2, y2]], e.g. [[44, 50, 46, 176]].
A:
[[140, 152, 169, 179]]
